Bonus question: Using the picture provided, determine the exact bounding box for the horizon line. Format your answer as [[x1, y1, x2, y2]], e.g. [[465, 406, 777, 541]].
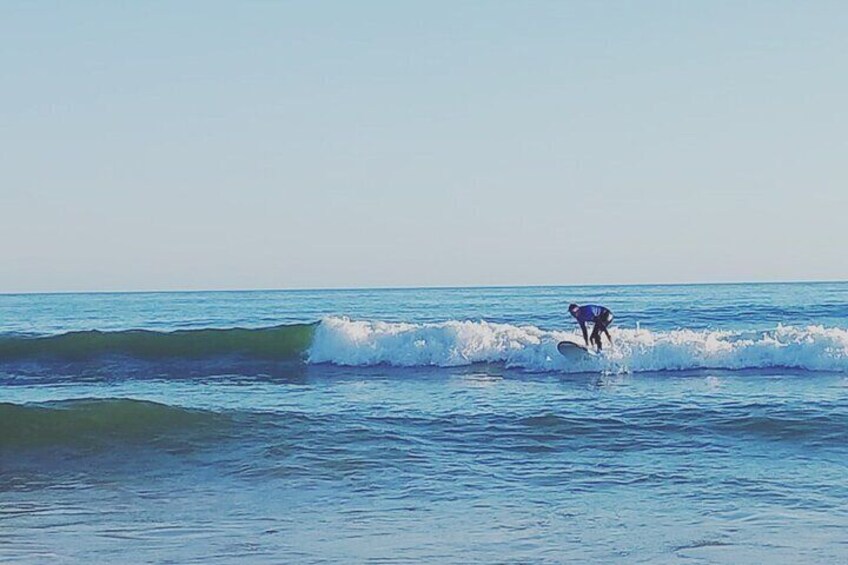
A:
[[2, 277, 846, 297]]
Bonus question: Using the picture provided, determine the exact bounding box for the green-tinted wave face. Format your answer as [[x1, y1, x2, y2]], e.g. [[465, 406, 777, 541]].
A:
[[0, 398, 228, 449], [0, 323, 316, 362]]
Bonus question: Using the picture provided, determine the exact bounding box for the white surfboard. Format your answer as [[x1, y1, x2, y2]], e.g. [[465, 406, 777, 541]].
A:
[[557, 340, 596, 359]]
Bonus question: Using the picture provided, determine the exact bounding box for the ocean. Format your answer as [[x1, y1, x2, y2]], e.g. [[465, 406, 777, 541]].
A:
[[2, 283, 847, 563]]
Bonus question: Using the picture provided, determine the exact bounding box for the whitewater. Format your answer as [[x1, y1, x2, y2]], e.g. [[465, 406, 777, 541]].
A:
[[310, 316, 848, 373]]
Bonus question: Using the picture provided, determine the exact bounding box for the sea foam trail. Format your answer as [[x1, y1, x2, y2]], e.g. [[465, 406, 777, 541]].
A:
[[309, 317, 848, 373]]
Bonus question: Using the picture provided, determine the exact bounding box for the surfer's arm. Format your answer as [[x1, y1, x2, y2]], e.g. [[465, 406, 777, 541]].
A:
[[579, 321, 589, 346]]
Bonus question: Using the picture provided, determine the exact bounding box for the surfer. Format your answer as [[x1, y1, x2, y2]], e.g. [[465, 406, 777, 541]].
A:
[[568, 303, 613, 351]]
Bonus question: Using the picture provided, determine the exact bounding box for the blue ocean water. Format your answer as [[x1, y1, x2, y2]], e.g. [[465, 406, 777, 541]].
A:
[[2, 283, 848, 563]]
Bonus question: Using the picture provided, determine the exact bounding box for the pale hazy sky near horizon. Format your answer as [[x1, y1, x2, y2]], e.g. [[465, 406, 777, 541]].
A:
[[2, 1, 846, 292]]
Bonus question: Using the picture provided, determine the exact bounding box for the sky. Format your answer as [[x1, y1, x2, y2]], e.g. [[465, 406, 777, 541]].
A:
[[2, 1, 846, 292]]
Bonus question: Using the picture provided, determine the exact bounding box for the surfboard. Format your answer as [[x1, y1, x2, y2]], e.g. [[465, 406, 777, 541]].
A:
[[557, 340, 595, 359]]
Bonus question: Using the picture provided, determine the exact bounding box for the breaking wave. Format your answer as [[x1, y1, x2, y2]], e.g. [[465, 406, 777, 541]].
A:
[[2, 318, 846, 374], [309, 317, 848, 373]]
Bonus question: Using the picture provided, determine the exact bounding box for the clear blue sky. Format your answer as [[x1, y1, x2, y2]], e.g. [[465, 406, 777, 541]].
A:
[[2, 1, 846, 292]]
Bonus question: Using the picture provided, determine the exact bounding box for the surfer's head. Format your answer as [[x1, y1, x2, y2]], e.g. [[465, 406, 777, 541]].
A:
[[568, 303, 579, 316]]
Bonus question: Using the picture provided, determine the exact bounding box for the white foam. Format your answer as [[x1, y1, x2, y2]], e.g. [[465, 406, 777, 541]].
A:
[[308, 317, 848, 373]]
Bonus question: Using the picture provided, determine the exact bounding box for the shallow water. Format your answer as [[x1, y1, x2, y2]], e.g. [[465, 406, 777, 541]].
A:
[[2, 283, 847, 563]]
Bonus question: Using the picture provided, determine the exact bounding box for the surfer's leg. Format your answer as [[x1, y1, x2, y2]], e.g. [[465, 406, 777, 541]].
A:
[[601, 312, 613, 344], [590, 324, 602, 350], [593, 314, 612, 350]]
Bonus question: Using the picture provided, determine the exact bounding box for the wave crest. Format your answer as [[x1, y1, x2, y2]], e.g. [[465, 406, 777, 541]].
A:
[[0, 398, 227, 449], [0, 323, 316, 362], [309, 317, 848, 373]]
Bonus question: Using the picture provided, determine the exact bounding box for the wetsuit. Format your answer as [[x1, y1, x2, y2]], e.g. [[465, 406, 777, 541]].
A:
[[572, 305, 614, 351]]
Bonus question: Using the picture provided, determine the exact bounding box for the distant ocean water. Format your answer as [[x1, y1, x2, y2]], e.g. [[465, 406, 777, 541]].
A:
[[2, 283, 848, 563]]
